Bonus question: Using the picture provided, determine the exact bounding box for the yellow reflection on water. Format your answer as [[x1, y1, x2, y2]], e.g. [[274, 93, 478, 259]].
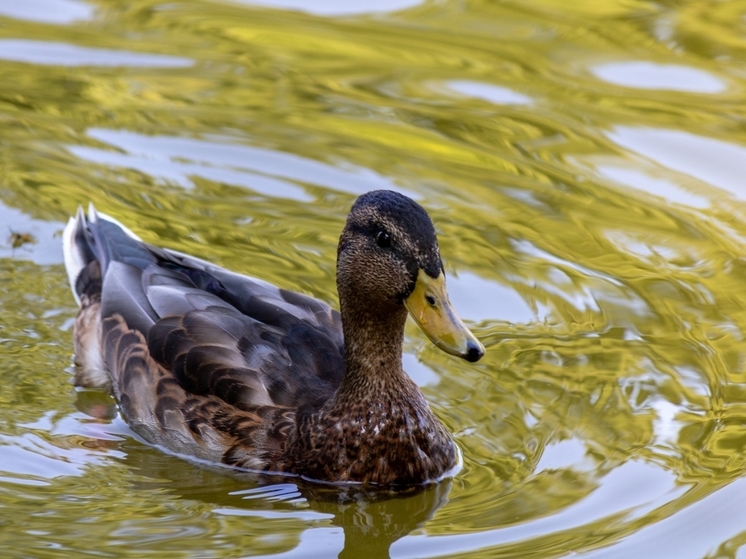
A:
[[2, 0, 746, 557]]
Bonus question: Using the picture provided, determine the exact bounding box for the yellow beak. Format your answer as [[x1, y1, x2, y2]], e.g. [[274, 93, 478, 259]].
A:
[[404, 270, 485, 362]]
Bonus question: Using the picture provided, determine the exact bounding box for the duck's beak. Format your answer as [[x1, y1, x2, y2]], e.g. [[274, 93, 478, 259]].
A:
[[404, 270, 485, 363]]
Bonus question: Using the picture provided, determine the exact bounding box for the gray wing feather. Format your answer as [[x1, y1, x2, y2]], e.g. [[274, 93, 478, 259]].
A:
[[101, 261, 157, 334]]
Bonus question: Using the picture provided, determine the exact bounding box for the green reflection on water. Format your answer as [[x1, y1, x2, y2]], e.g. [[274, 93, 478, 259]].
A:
[[3, 0, 746, 557]]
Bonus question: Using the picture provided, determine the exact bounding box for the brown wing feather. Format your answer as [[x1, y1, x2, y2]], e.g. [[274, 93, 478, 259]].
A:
[[69, 209, 345, 472], [146, 304, 342, 409], [101, 313, 298, 470]]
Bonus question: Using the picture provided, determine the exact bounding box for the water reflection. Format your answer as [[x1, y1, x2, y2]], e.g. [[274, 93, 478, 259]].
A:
[[401, 353, 439, 387], [3, 0, 746, 556], [69, 128, 407, 200], [607, 127, 746, 201], [535, 437, 592, 473], [594, 165, 710, 209], [0, 390, 123, 487], [228, 0, 423, 16], [593, 62, 726, 93], [392, 461, 684, 558], [447, 271, 536, 323], [582, 478, 746, 558], [269, 483, 452, 559], [0, 0, 94, 25], [445, 81, 532, 106], [0, 40, 193, 68]]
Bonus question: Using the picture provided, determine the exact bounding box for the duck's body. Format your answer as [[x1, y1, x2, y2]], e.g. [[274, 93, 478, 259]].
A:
[[64, 190, 483, 486]]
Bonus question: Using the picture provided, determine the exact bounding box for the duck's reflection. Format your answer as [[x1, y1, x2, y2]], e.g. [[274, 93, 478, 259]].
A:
[[304, 481, 451, 559]]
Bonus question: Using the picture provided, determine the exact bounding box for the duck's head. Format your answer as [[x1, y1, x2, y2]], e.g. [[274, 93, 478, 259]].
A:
[[337, 190, 484, 363]]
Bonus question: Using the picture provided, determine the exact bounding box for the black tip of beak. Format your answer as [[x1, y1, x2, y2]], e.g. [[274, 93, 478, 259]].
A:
[[465, 341, 484, 363]]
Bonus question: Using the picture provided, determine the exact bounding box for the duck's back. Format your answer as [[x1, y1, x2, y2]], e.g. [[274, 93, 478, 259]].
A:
[[64, 207, 344, 470]]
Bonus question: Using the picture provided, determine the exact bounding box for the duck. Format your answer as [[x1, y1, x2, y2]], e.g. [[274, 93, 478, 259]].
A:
[[63, 190, 485, 486]]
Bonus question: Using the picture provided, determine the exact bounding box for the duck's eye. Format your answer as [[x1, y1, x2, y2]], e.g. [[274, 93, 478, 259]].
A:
[[375, 230, 391, 248]]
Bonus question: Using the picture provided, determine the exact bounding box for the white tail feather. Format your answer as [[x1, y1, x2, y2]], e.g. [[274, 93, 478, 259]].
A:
[[62, 213, 84, 306], [63, 204, 144, 307]]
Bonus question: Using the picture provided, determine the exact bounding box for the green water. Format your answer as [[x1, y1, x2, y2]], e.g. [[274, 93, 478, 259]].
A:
[[2, 0, 746, 557]]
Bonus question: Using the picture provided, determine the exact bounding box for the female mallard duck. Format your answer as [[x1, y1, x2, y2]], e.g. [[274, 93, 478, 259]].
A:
[[63, 190, 484, 486]]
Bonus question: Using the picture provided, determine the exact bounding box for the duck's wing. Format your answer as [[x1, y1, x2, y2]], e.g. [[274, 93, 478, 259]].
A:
[[141, 246, 345, 406], [64, 206, 343, 469]]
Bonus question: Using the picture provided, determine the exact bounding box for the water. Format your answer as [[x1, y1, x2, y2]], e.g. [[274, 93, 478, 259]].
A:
[[2, 0, 746, 557]]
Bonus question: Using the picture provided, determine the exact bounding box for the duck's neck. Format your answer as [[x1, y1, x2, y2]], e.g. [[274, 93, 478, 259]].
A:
[[335, 303, 412, 402]]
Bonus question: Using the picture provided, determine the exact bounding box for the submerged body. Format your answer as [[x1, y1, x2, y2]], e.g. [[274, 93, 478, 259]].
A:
[[64, 190, 483, 486]]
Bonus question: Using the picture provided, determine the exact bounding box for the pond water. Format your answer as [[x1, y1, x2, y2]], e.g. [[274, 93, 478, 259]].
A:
[[2, 0, 746, 557]]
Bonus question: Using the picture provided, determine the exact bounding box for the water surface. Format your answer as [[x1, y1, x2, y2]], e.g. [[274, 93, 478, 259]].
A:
[[2, 0, 746, 557]]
